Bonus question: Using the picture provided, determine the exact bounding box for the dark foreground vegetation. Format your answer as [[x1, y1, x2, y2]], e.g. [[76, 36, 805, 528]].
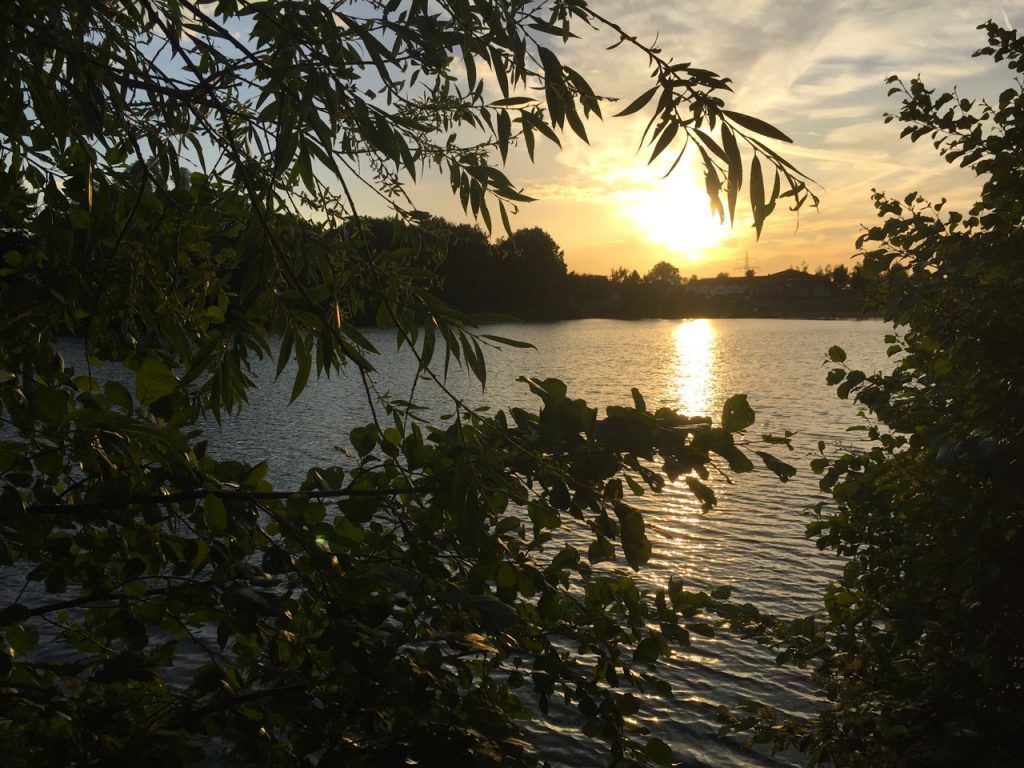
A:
[[1, 1, 1021, 766], [730, 24, 1024, 767]]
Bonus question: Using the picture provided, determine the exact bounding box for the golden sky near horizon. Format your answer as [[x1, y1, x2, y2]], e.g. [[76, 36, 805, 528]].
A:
[[381, 0, 1024, 279]]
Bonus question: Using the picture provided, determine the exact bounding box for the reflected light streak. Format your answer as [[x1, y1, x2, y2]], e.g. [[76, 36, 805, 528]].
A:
[[672, 319, 716, 417], [651, 320, 717, 579]]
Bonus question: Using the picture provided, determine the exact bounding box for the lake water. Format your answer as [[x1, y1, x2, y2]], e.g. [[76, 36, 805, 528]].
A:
[[209, 317, 891, 767]]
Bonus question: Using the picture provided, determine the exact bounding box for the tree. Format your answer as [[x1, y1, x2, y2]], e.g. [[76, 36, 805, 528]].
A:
[[643, 261, 683, 287], [641, 261, 686, 316], [741, 22, 1024, 767], [436, 221, 500, 314], [609, 266, 647, 319], [828, 263, 850, 291], [0, 1, 809, 764], [493, 226, 568, 319]]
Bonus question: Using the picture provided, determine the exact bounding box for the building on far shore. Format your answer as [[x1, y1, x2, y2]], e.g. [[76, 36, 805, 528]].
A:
[[689, 269, 830, 300]]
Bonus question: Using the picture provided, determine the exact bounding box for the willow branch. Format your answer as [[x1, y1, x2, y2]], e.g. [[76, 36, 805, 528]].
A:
[[25, 484, 441, 515]]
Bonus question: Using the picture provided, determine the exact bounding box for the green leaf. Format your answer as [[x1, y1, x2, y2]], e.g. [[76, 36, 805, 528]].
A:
[[104, 381, 133, 412], [350, 425, 377, 457], [826, 368, 846, 386], [644, 737, 673, 766], [686, 622, 715, 637], [5, 623, 38, 655], [495, 562, 517, 588], [588, 537, 615, 564], [828, 345, 847, 363], [206, 495, 228, 531], [291, 341, 312, 403], [135, 358, 178, 405]]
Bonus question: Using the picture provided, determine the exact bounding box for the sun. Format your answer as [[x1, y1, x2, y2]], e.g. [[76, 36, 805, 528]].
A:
[[618, 154, 731, 259]]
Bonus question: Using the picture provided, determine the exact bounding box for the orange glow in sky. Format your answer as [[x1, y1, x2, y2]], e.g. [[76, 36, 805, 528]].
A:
[[382, 3, 1019, 279], [618, 158, 731, 263]]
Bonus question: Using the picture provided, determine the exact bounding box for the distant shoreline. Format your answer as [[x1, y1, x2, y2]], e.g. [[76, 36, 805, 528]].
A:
[[519, 295, 881, 323]]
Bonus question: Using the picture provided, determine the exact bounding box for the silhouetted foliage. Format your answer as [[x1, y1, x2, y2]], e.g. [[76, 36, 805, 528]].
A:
[[734, 22, 1024, 767], [492, 227, 568, 320], [0, 1, 809, 765]]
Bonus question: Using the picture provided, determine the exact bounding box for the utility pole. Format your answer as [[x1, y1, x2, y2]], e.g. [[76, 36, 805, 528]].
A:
[[732, 251, 758, 277]]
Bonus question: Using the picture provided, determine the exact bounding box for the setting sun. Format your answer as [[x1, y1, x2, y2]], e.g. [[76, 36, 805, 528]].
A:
[[619, 153, 731, 261]]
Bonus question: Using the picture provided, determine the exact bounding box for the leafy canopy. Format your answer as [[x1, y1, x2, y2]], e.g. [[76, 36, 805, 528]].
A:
[[724, 21, 1024, 768], [1, 1, 807, 765]]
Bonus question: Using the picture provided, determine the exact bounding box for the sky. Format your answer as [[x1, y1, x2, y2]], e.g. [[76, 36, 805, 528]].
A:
[[388, 0, 1024, 278]]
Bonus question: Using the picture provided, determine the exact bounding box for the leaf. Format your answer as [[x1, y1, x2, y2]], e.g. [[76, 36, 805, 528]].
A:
[[498, 200, 513, 238], [721, 123, 742, 222], [633, 635, 661, 664], [828, 345, 847, 363], [750, 155, 765, 238], [205, 495, 228, 531], [481, 334, 534, 349], [723, 110, 793, 143], [350, 425, 377, 457], [495, 562, 517, 588], [489, 97, 533, 107], [711, 585, 732, 600], [631, 387, 647, 413], [104, 380, 133, 412], [497, 110, 511, 163], [615, 503, 652, 570], [588, 537, 614, 564], [755, 451, 797, 482], [421, 320, 436, 370], [686, 477, 717, 512], [5, 623, 39, 655], [694, 129, 728, 162], [649, 120, 679, 163], [461, 41, 476, 90], [564, 105, 589, 143], [614, 85, 658, 117], [721, 394, 755, 432], [136, 358, 178, 405], [644, 737, 673, 766], [290, 341, 312, 403], [276, 330, 294, 379]]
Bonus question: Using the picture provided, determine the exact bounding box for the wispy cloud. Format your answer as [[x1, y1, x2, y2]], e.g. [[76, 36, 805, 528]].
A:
[[386, 2, 1024, 276], [497, 1, 1024, 275]]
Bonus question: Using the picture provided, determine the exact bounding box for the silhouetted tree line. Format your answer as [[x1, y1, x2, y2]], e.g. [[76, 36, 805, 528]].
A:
[[354, 216, 868, 322]]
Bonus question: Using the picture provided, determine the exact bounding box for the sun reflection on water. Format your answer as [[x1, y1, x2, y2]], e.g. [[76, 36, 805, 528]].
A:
[[634, 320, 721, 585], [672, 319, 716, 417]]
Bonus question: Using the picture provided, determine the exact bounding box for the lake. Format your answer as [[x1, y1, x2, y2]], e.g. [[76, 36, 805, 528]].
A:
[[209, 317, 891, 767]]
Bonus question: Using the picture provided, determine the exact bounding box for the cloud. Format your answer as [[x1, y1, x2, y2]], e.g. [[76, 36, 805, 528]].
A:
[[395, 1, 1024, 275]]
